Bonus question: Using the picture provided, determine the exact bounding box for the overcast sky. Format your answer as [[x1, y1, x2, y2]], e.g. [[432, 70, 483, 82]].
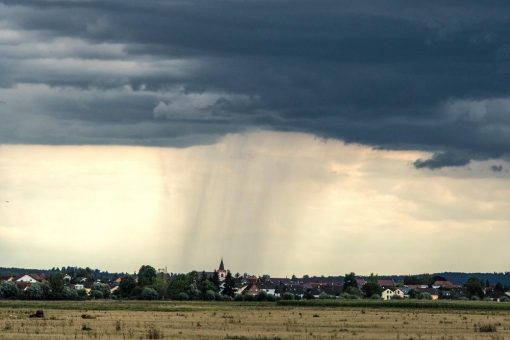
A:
[[1, 1, 510, 275]]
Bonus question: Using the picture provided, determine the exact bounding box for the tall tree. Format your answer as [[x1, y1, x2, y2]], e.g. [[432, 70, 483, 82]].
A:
[[137, 265, 157, 287], [49, 272, 65, 294], [362, 273, 381, 297], [119, 275, 136, 297], [222, 271, 236, 297], [199, 272, 217, 298], [167, 274, 191, 299], [211, 271, 220, 289], [343, 272, 358, 291], [465, 277, 484, 298], [153, 272, 169, 299]]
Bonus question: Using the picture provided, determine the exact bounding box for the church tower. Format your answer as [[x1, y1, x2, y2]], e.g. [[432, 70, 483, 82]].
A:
[[215, 258, 227, 282]]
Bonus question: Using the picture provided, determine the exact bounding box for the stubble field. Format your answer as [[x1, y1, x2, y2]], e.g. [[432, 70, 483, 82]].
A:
[[0, 300, 509, 339]]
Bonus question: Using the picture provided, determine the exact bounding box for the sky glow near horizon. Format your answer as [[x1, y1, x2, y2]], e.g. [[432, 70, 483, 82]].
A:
[[1, 131, 509, 276]]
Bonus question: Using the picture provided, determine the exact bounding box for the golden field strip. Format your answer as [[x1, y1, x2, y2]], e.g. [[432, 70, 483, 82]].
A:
[[0, 300, 509, 339]]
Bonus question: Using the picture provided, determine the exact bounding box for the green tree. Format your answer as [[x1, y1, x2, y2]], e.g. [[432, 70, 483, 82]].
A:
[[345, 286, 363, 297], [403, 275, 419, 285], [343, 272, 358, 291], [76, 289, 88, 299], [137, 265, 157, 287], [91, 282, 111, 299], [49, 272, 65, 294], [199, 274, 218, 299], [62, 287, 78, 300], [26, 283, 45, 300], [91, 290, 104, 299], [76, 268, 90, 280], [119, 275, 136, 297], [405, 274, 432, 285], [153, 272, 169, 299], [187, 282, 200, 300], [362, 273, 381, 297], [222, 271, 236, 297], [167, 274, 191, 299], [465, 277, 484, 299], [0, 281, 18, 298], [211, 271, 220, 289]]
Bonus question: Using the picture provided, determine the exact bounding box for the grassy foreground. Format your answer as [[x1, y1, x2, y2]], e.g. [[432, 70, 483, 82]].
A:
[[278, 298, 510, 311], [0, 300, 509, 339]]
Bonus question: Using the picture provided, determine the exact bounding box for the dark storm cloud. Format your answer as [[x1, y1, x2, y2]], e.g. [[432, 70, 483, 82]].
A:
[[1, 1, 510, 167]]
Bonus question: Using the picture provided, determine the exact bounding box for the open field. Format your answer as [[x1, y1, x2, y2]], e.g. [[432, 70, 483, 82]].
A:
[[0, 300, 509, 339]]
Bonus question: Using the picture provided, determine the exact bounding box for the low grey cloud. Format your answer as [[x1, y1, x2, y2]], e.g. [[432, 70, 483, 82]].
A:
[[414, 151, 472, 170], [1, 0, 510, 167], [491, 165, 504, 172]]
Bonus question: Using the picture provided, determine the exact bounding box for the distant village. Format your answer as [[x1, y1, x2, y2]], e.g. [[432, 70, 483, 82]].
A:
[[1, 260, 510, 302]]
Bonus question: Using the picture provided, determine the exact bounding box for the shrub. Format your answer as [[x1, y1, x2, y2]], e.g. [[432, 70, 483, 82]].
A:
[[203, 289, 216, 301], [419, 292, 432, 300], [391, 295, 403, 300], [470, 295, 480, 301], [345, 286, 363, 297], [319, 292, 332, 300], [282, 292, 294, 300], [338, 293, 349, 299], [76, 289, 88, 299], [233, 294, 244, 301], [370, 294, 381, 299], [340, 293, 360, 300], [243, 294, 255, 301], [90, 290, 104, 299], [266, 294, 276, 302], [222, 295, 233, 301], [256, 291, 268, 301], [499, 296, 509, 302], [457, 296, 469, 301], [140, 287, 159, 300], [177, 292, 189, 301], [62, 287, 78, 300]]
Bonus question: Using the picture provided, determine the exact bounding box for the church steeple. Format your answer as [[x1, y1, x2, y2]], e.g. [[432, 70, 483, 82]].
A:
[[219, 258, 225, 271]]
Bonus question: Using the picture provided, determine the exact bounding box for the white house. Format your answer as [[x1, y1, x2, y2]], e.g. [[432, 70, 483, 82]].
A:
[[259, 284, 277, 296], [381, 288, 405, 300], [15, 275, 39, 283]]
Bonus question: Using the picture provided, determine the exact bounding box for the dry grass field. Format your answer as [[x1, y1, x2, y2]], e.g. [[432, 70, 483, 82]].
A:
[[0, 301, 509, 339]]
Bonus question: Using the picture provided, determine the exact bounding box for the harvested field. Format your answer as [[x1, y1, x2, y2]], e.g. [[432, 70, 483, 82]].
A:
[[0, 301, 509, 339]]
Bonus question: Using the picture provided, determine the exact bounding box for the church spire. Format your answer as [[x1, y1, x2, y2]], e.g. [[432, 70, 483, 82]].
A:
[[219, 258, 225, 271]]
